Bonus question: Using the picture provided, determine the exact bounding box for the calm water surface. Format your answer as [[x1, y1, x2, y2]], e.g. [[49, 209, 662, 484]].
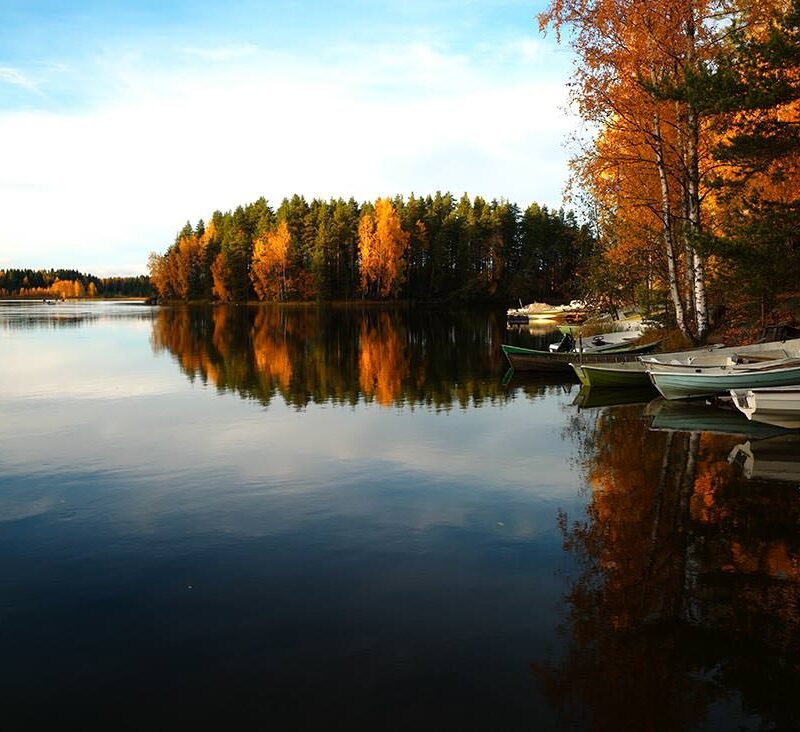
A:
[[1, 301, 798, 730]]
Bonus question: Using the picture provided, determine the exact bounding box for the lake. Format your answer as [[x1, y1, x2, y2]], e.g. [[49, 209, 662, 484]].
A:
[[1, 300, 798, 730]]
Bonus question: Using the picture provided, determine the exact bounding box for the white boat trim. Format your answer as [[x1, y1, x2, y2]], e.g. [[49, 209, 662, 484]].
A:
[[730, 386, 800, 428]]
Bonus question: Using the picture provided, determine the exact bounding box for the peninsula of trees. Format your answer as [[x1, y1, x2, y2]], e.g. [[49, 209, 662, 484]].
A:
[[148, 193, 593, 304]]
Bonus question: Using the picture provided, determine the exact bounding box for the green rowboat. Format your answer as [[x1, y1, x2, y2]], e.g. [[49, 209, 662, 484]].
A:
[[501, 339, 661, 373], [570, 360, 653, 387]]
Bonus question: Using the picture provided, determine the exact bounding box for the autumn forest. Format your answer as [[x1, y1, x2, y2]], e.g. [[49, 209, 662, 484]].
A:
[[142, 1, 800, 338], [540, 0, 800, 342], [9, 1, 800, 340], [148, 193, 592, 305]]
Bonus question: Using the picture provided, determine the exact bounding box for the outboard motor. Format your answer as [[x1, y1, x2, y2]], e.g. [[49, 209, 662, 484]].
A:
[[548, 333, 575, 353]]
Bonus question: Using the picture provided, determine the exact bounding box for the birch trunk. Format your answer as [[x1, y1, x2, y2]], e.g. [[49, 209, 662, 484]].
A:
[[684, 8, 709, 340], [674, 101, 695, 323], [653, 110, 690, 338], [685, 107, 708, 339]]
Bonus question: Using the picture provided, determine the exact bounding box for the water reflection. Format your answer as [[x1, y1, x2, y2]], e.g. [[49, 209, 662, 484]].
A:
[[1, 302, 583, 729], [3, 301, 799, 728], [0, 299, 153, 330], [546, 402, 800, 730], [644, 398, 790, 439], [573, 385, 656, 409], [150, 304, 566, 410], [728, 434, 800, 482]]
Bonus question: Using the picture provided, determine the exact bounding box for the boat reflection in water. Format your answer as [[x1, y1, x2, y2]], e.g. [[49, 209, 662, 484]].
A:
[[572, 385, 657, 409], [729, 433, 800, 483], [543, 400, 800, 730], [644, 397, 790, 439]]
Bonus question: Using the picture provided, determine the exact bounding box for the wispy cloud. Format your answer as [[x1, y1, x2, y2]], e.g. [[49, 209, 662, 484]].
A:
[[0, 66, 38, 92]]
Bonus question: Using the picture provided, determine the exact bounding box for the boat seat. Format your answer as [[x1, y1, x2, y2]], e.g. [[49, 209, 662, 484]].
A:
[[731, 356, 800, 371], [734, 349, 789, 363]]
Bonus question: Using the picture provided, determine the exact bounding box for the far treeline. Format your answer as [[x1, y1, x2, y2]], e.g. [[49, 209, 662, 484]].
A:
[[148, 193, 593, 304], [0, 269, 152, 298], [540, 0, 800, 342]]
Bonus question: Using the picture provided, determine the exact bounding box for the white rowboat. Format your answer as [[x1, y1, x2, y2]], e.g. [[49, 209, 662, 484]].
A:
[[730, 386, 800, 429]]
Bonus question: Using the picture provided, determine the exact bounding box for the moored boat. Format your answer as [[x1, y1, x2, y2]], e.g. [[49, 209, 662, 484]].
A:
[[570, 360, 654, 388], [730, 386, 800, 429], [569, 343, 731, 387], [502, 336, 660, 373], [645, 357, 800, 400], [506, 300, 586, 323], [641, 337, 800, 368], [557, 311, 643, 337]]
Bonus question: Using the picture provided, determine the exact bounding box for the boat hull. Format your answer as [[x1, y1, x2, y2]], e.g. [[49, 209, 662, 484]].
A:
[[648, 365, 800, 400], [575, 362, 652, 388]]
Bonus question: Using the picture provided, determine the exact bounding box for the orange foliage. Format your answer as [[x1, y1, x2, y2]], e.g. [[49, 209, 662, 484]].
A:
[[148, 252, 170, 298], [51, 279, 85, 299], [251, 220, 291, 301], [251, 308, 293, 390], [539, 0, 756, 335], [358, 313, 408, 406], [358, 199, 409, 299], [540, 403, 800, 728], [211, 252, 231, 302]]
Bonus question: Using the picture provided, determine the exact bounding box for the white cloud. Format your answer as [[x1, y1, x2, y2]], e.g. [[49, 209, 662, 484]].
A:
[[0, 66, 38, 91], [0, 39, 574, 273]]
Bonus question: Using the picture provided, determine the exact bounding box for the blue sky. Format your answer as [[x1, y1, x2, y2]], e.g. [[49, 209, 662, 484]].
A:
[[0, 1, 575, 275]]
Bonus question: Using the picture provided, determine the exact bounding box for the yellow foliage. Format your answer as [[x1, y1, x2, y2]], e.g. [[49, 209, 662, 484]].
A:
[[211, 252, 231, 302], [358, 313, 408, 405], [251, 220, 291, 301], [359, 198, 409, 298], [252, 308, 293, 390], [50, 279, 84, 299]]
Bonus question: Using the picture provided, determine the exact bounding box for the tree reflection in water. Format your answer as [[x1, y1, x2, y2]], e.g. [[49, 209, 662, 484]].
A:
[[149, 303, 565, 410], [543, 404, 800, 730], [149, 305, 800, 728]]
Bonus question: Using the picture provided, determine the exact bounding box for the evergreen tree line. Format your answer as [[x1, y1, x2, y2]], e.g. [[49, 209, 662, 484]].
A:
[[0, 269, 152, 298], [149, 193, 594, 303]]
